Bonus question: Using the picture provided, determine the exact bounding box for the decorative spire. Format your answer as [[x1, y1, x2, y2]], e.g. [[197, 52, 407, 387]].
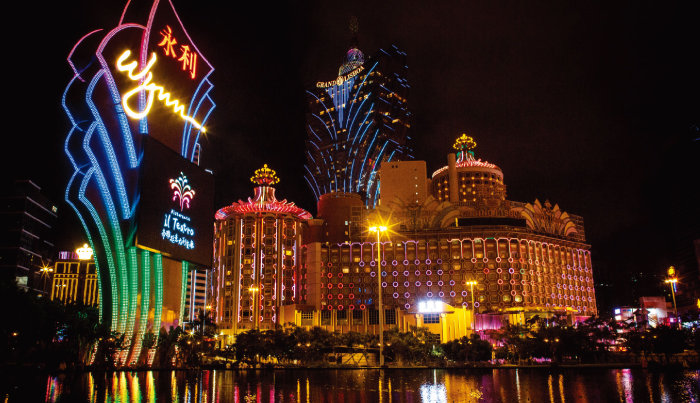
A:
[[453, 133, 477, 163], [453, 133, 477, 152], [250, 164, 280, 186]]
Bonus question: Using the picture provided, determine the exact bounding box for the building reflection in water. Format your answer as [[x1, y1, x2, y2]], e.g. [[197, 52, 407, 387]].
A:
[[40, 368, 700, 403]]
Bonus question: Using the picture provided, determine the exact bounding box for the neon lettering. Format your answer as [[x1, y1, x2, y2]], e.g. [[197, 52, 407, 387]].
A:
[[116, 50, 206, 132], [178, 44, 197, 79], [157, 26, 178, 58]]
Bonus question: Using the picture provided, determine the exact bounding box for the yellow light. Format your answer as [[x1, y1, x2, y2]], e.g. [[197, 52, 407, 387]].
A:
[[667, 266, 675, 276], [116, 50, 206, 133], [249, 286, 259, 292], [76, 243, 93, 260], [453, 133, 477, 151]]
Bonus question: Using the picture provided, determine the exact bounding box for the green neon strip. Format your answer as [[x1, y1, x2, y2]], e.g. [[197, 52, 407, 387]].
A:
[[179, 261, 189, 326], [128, 249, 151, 365], [95, 251, 103, 322], [112, 222, 129, 334], [121, 247, 138, 364], [82, 195, 119, 331], [153, 253, 164, 340]]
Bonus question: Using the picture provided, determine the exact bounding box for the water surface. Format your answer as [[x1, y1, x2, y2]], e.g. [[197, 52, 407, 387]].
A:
[[5, 368, 699, 402]]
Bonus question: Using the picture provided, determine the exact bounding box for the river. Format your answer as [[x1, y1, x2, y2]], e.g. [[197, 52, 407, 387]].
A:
[[4, 368, 699, 402]]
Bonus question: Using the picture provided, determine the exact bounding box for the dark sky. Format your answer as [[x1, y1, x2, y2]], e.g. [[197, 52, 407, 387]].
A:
[[4, 1, 699, 311]]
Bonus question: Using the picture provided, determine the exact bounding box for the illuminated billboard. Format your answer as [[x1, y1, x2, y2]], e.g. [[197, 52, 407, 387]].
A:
[[63, 0, 215, 366], [137, 137, 214, 267]]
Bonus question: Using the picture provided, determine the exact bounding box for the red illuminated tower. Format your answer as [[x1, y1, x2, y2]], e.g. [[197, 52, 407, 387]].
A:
[[212, 165, 311, 341]]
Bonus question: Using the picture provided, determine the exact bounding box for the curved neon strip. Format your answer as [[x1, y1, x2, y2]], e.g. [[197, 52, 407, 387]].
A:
[[82, 122, 129, 334], [344, 62, 378, 129], [306, 91, 337, 140], [356, 128, 380, 192], [86, 71, 132, 219], [116, 50, 207, 133]]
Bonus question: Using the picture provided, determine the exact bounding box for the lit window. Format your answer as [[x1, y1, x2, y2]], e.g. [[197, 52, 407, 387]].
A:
[[423, 313, 439, 324]]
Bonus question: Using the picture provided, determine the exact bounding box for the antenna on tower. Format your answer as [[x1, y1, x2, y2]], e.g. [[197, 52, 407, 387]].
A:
[[349, 16, 359, 47]]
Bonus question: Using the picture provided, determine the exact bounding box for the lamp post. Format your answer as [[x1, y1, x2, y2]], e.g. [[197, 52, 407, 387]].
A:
[[369, 225, 388, 367], [249, 286, 260, 331], [465, 280, 477, 335], [40, 266, 53, 295], [664, 266, 679, 328]]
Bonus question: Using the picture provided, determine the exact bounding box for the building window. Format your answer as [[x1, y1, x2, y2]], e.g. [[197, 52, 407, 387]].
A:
[[369, 309, 379, 324], [423, 313, 440, 324], [301, 311, 313, 320], [337, 309, 347, 320], [321, 310, 331, 325], [353, 309, 363, 321], [385, 309, 396, 325]]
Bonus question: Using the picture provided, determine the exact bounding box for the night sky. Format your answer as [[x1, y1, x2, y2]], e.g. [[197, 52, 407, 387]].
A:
[[4, 1, 698, 311]]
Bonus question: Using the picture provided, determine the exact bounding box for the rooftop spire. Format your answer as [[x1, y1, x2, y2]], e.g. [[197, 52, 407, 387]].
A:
[[453, 133, 477, 152], [250, 164, 280, 186], [339, 16, 364, 75]]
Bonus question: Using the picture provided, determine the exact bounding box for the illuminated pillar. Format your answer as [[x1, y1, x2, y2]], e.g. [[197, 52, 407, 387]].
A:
[[447, 153, 458, 203]]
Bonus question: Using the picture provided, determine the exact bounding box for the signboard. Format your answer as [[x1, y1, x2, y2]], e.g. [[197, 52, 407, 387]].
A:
[[136, 137, 214, 267]]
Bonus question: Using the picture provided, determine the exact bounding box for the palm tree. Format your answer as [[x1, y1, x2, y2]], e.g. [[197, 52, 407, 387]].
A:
[[191, 308, 217, 337]]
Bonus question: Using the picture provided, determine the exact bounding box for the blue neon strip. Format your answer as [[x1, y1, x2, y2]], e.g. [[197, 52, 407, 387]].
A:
[[303, 176, 319, 201], [184, 78, 215, 161], [85, 73, 130, 333], [99, 63, 138, 169], [86, 71, 131, 220], [304, 163, 324, 196], [307, 91, 337, 140], [78, 168, 118, 330], [356, 129, 380, 192], [347, 92, 371, 138], [311, 113, 336, 141], [307, 125, 323, 143], [183, 74, 214, 157], [345, 62, 378, 129]]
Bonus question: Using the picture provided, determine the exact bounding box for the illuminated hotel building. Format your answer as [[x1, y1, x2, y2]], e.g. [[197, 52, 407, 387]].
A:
[[50, 245, 99, 306], [297, 135, 597, 342], [304, 45, 412, 208], [212, 165, 311, 340]]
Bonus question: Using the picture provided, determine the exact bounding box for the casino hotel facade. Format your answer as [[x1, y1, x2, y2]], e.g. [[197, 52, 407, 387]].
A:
[[213, 135, 597, 344], [212, 44, 597, 344]]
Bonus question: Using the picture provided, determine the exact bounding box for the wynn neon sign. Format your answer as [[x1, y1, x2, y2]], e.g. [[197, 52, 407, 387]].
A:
[[116, 50, 206, 132]]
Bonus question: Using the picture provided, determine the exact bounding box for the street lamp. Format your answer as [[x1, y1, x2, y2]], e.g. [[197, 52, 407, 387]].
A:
[[249, 286, 260, 331], [40, 266, 53, 295], [465, 280, 478, 335], [369, 225, 388, 367], [664, 266, 679, 327]]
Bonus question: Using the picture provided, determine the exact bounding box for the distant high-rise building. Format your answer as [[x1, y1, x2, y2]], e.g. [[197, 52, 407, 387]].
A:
[[212, 165, 311, 341], [0, 180, 57, 294], [183, 267, 209, 326], [304, 45, 412, 208]]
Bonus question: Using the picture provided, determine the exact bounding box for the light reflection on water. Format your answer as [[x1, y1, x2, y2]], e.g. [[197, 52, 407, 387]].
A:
[[5, 368, 699, 403]]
